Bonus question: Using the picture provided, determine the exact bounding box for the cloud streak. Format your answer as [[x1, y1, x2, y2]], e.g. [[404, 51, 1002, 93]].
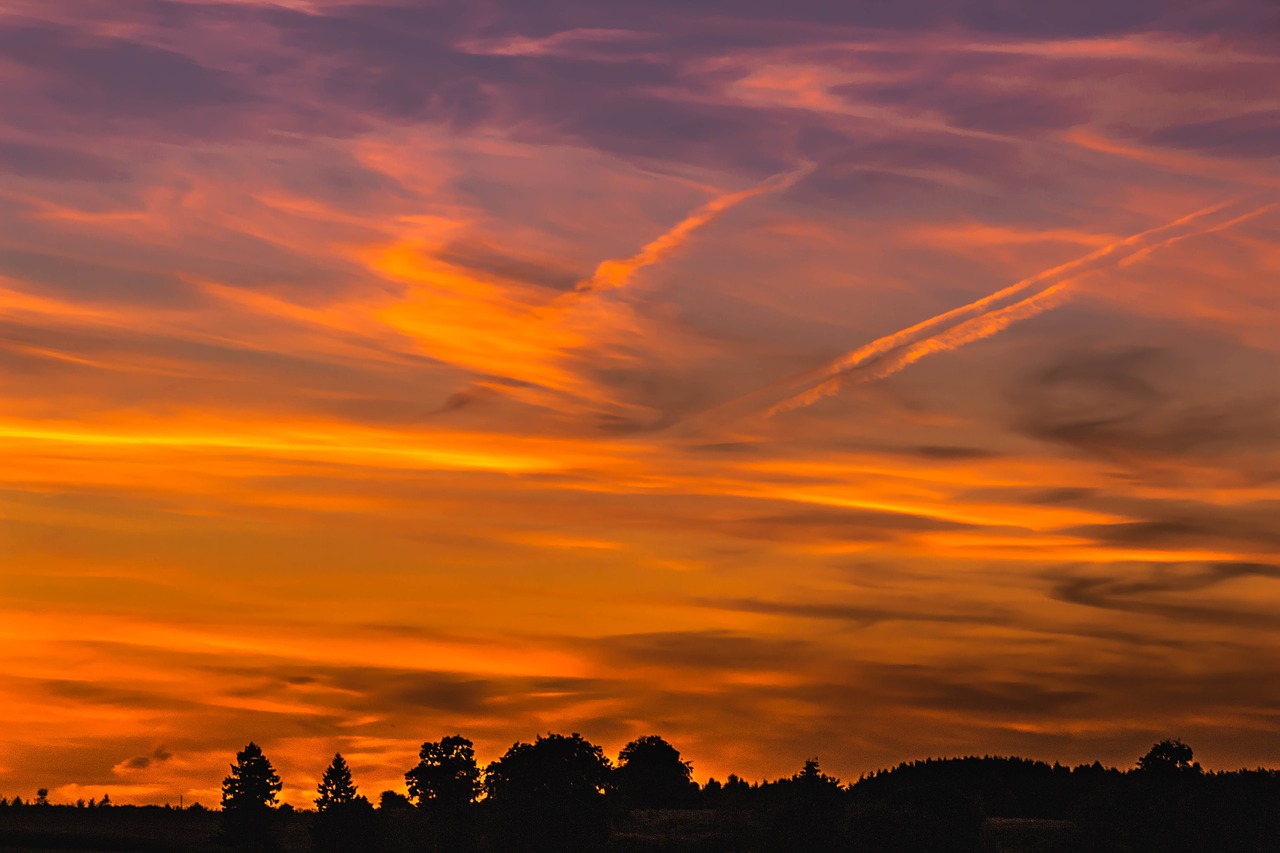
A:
[[574, 162, 814, 295], [757, 195, 1278, 414]]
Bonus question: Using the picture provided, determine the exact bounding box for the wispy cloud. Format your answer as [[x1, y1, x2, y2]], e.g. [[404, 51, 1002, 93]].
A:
[[574, 162, 814, 295], [3, 0, 1280, 805], [758, 196, 1277, 415]]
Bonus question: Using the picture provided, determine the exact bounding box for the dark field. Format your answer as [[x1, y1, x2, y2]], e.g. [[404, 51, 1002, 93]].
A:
[[0, 808, 1074, 853]]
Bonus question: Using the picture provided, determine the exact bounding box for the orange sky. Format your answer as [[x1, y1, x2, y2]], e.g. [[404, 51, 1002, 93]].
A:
[[1, 0, 1279, 808]]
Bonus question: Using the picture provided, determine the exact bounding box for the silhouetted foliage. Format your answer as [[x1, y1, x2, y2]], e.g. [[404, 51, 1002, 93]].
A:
[[315, 753, 358, 812], [760, 759, 845, 851], [220, 741, 282, 850], [403, 735, 480, 852], [311, 753, 378, 853], [313, 796, 377, 853], [378, 790, 413, 811], [1137, 738, 1200, 774], [616, 735, 698, 810], [406, 735, 481, 810], [485, 732, 613, 853], [7, 733, 1280, 853]]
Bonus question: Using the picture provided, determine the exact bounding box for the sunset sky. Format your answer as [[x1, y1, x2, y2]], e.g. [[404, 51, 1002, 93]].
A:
[[2, 0, 1279, 808]]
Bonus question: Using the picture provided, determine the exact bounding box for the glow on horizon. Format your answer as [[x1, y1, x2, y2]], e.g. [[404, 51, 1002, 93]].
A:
[[1, 0, 1279, 807]]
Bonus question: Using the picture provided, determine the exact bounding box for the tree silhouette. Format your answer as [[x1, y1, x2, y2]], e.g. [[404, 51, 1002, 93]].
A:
[[1137, 739, 1200, 774], [616, 735, 696, 809], [405, 735, 480, 810], [312, 754, 377, 853], [377, 790, 412, 810], [760, 758, 846, 851], [485, 732, 613, 852], [220, 741, 282, 850], [315, 753, 358, 811], [405, 735, 480, 852]]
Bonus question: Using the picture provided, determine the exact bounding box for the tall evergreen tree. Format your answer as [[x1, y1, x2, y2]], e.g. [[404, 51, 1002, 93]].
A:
[[315, 753, 358, 811], [312, 753, 378, 853], [221, 741, 282, 849]]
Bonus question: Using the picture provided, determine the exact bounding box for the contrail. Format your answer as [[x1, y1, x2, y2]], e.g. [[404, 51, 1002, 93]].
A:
[[771, 282, 1076, 413], [441, 162, 813, 421], [755, 195, 1276, 415], [574, 161, 815, 295]]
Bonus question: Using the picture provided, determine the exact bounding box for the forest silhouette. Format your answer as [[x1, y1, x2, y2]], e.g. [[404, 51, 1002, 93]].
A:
[[2, 735, 1279, 852]]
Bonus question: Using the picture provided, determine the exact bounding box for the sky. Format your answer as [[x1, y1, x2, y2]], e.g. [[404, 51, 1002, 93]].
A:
[[1, 0, 1279, 809]]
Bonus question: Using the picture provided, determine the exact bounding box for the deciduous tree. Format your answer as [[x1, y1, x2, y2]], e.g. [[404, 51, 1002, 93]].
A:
[[485, 732, 614, 852], [1137, 739, 1200, 774], [405, 735, 480, 810], [616, 735, 696, 809]]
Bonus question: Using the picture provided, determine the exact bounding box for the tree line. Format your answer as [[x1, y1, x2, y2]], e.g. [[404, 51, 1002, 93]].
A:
[[4, 736, 1279, 852], [224, 732, 697, 852]]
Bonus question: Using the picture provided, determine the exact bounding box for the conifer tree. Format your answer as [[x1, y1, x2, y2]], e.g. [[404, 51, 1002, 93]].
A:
[[315, 753, 359, 812], [221, 741, 282, 848], [222, 742, 282, 812], [312, 753, 377, 853]]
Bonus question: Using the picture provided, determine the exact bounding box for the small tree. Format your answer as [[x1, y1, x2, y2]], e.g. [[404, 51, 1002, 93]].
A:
[[315, 753, 358, 812], [766, 758, 846, 850], [313, 753, 376, 853], [34, 788, 49, 806], [1137, 739, 1200, 774], [221, 742, 282, 849], [378, 790, 412, 810]]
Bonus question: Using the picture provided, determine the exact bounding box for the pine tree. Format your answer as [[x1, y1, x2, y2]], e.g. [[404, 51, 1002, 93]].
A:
[[222, 741, 282, 812], [315, 753, 358, 812], [312, 753, 376, 853], [221, 742, 283, 848]]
